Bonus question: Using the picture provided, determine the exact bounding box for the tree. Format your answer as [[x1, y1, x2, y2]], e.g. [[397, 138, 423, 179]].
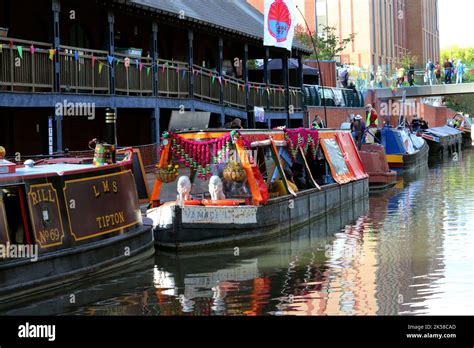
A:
[[399, 51, 418, 69], [294, 24, 355, 61]]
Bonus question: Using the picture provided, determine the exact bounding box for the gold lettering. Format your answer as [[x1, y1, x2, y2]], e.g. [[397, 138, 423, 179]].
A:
[[96, 216, 103, 229], [41, 189, 47, 202], [118, 211, 124, 223], [95, 211, 127, 230], [112, 181, 118, 193], [48, 189, 55, 203], [93, 185, 100, 198], [30, 192, 39, 205], [102, 180, 110, 193], [105, 215, 111, 227]]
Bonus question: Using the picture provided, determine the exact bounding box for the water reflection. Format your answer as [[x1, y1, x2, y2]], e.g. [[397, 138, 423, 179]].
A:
[[5, 150, 474, 315]]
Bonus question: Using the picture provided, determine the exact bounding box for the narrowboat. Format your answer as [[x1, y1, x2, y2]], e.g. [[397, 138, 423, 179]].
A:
[[379, 125, 429, 170], [0, 147, 154, 306], [359, 144, 397, 192], [147, 128, 369, 250], [421, 125, 463, 156]]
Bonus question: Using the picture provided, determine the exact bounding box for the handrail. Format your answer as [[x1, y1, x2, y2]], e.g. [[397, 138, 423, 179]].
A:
[[60, 45, 108, 55], [0, 36, 52, 47]]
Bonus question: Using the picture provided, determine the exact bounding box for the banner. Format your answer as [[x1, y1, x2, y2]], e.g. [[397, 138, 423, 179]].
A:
[[264, 0, 296, 51]]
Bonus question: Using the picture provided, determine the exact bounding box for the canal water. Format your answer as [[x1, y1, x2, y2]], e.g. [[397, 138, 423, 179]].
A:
[[5, 149, 474, 316]]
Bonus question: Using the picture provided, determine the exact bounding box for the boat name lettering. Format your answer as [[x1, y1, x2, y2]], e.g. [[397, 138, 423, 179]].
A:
[[29, 188, 55, 205], [96, 211, 125, 229], [92, 180, 118, 198]]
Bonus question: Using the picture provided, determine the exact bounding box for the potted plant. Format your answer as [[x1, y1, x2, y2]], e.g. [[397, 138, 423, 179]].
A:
[[156, 164, 180, 183]]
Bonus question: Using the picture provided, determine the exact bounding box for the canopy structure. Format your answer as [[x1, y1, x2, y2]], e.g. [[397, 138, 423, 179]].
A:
[[255, 59, 319, 76]]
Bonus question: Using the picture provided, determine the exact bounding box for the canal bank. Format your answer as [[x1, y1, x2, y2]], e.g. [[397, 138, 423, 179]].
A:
[[3, 149, 474, 315]]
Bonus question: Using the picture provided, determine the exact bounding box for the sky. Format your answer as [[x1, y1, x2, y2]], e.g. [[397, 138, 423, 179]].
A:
[[439, 0, 474, 48]]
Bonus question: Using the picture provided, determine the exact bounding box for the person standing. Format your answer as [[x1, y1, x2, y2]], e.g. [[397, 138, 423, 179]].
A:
[[425, 60, 435, 85], [435, 62, 441, 84], [365, 104, 379, 144], [443, 59, 451, 84], [351, 115, 366, 150], [408, 66, 415, 86], [456, 60, 465, 84], [339, 67, 349, 88]]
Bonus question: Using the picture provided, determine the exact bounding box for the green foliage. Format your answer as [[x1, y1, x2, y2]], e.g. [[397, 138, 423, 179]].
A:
[[445, 95, 474, 115], [441, 46, 474, 63], [399, 52, 418, 69], [295, 25, 355, 61]]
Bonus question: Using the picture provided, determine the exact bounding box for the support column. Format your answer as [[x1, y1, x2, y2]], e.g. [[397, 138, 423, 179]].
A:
[[53, 114, 62, 153], [297, 54, 304, 113], [151, 22, 159, 97], [52, 0, 61, 93], [107, 11, 115, 95], [282, 51, 290, 126], [264, 47, 270, 110], [243, 43, 253, 128], [105, 108, 118, 148], [187, 29, 194, 99], [151, 107, 160, 144], [218, 37, 224, 105]]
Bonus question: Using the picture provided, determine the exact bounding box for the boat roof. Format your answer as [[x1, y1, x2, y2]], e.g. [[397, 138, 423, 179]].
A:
[[0, 162, 122, 184], [424, 126, 463, 137]]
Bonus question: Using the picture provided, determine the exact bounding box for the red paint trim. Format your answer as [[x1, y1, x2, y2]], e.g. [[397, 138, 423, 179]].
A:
[[18, 187, 32, 245]]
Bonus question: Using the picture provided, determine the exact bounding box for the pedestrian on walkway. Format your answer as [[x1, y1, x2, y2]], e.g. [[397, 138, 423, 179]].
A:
[[425, 60, 435, 85], [435, 61, 441, 84], [444, 59, 451, 84], [408, 66, 415, 86], [456, 60, 464, 84]]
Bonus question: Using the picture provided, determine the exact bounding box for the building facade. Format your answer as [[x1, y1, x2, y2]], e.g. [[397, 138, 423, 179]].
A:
[[248, 0, 440, 72]]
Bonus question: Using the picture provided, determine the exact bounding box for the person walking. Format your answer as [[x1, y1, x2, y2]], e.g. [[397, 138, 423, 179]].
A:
[[435, 61, 441, 84], [456, 60, 465, 84]]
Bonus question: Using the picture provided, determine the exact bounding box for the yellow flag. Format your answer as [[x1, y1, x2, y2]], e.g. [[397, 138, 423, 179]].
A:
[[0, 44, 3, 53], [99, 62, 103, 74], [49, 49, 54, 61]]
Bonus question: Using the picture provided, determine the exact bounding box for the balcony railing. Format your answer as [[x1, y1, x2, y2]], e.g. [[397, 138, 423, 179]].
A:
[[222, 74, 246, 109], [158, 58, 189, 98], [0, 37, 53, 92], [0, 37, 306, 115], [115, 53, 152, 96], [193, 65, 220, 103], [60, 45, 109, 94]]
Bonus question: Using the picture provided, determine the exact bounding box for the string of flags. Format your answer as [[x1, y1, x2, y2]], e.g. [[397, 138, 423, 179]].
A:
[[0, 42, 301, 95]]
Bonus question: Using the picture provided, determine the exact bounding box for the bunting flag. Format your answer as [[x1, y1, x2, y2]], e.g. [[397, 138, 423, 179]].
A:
[[49, 49, 55, 61], [116, 58, 122, 66], [218, 76, 222, 85], [74, 50, 79, 61], [91, 55, 96, 67], [124, 57, 130, 68], [135, 59, 139, 69], [107, 55, 114, 65], [9, 40, 13, 48], [17, 45, 23, 59], [139, 63, 143, 72], [98, 61, 104, 74], [182, 69, 186, 79], [0, 44, 3, 53], [212, 74, 216, 84], [162, 62, 167, 73], [30, 44, 35, 55], [147, 67, 151, 76]]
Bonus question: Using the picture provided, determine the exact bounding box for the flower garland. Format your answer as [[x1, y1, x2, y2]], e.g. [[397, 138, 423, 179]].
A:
[[162, 131, 232, 179], [283, 128, 320, 162]]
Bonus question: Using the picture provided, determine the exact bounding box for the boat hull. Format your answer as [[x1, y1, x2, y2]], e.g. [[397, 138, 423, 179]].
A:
[[0, 222, 154, 307], [386, 141, 429, 169], [151, 178, 369, 250]]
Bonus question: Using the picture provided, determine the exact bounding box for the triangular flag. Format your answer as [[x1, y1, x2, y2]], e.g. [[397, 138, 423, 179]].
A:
[[218, 76, 222, 85], [182, 69, 186, 79], [147, 67, 151, 76], [74, 50, 79, 61], [49, 49, 55, 61], [139, 63, 143, 72], [30, 44, 35, 55], [0, 44, 3, 54], [9, 40, 13, 48], [107, 55, 114, 65], [135, 59, 139, 69], [91, 55, 96, 67], [116, 58, 121, 66], [99, 62, 104, 74], [17, 45, 23, 59], [212, 74, 216, 84]]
